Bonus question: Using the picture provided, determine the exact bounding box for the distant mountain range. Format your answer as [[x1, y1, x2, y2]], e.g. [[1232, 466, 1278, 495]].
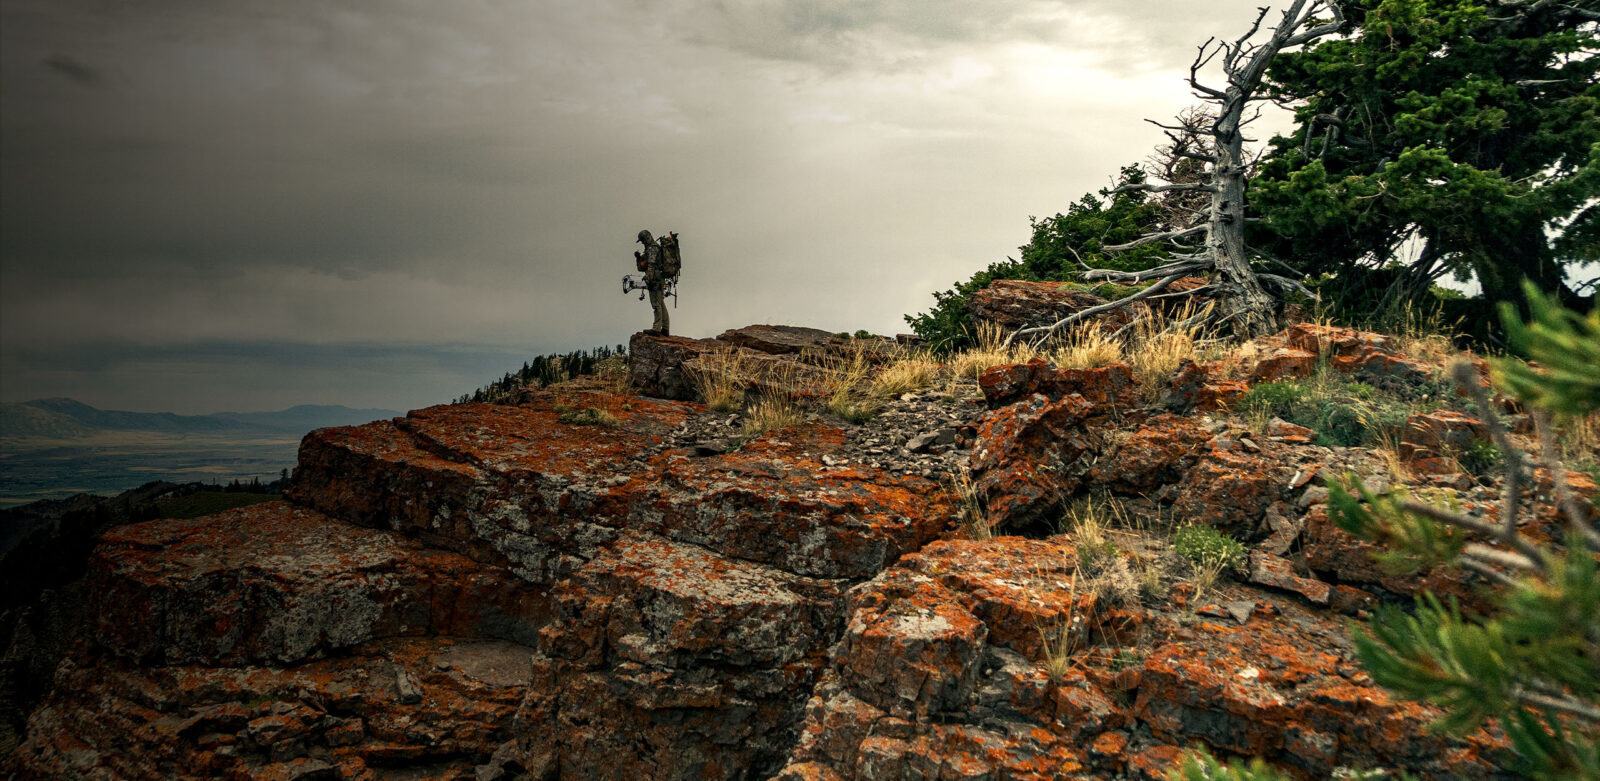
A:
[[0, 398, 402, 441]]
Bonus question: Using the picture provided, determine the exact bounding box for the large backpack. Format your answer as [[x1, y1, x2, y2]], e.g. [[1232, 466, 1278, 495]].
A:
[[660, 233, 682, 278]]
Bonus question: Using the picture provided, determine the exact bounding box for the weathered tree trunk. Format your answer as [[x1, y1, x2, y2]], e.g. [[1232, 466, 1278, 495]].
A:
[[1209, 94, 1279, 337], [1004, 0, 1341, 347]]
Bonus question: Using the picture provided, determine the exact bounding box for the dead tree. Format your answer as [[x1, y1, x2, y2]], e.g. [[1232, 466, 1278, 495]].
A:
[[1009, 1, 1343, 346]]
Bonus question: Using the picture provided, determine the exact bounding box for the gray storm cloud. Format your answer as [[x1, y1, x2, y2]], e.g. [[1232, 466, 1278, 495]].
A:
[[1, 0, 1289, 413]]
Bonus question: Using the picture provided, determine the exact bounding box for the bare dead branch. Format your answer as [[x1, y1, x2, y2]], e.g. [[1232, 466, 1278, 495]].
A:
[[1257, 273, 1318, 298], [1284, 1, 1345, 47], [1110, 182, 1220, 195], [1392, 498, 1548, 572], [1461, 543, 1541, 573], [1451, 360, 1528, 545], [1459, 559, 1522, 588], [1188, 40, 1227, 99], [1513, 687, 1600, 723], [1084, 258, 1210, 283], [1004, 273, 1190, 348], [1101, 224, 1208, 252]]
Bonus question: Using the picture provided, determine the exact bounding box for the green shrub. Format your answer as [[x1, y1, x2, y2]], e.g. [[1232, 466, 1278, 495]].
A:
[[1456, 438, 1501, 476], [1239, 382, 1308, 418], [1173, 525, 1247, 570]]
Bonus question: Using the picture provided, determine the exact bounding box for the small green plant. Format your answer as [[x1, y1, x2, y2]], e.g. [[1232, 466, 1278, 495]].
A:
[[1109, 647, 1143, 672], [558, 407, 618, 426], [1173, 525, 1246, 571], [1455, 438, 1501, 477], [1239, 381, 1308, 419], [1170, 751, 1292, 780], [853, 329, 874, 339]]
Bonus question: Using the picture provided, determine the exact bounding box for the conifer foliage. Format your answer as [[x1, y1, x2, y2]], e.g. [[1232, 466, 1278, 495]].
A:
[[455, 344, 627, 404], [1327, 283, 1600, 779]]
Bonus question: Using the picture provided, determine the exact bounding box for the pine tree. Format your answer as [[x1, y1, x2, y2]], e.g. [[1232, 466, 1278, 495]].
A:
[[1254, 0, 1600, 314]]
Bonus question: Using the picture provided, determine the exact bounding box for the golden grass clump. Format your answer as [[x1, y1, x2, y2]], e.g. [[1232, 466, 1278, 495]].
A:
[[1048, 323, 1123, 369], [690, 350, 747, 412], [871, 353, 940, 398], [823, 349, 881, 423], [1037, 618, 1080, 683], [1125, 302, 1210, 401], [1186, 559, 1227, 606], [557, 407, 619, 427], [951, 469, 995, 540], [1383, 299, 1460, 366], [949, 321, 1039, 380], [741, 393, 803, 438]]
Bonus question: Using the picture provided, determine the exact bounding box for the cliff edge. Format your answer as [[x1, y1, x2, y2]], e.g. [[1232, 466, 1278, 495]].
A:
[[10, 320, 1587, 780]]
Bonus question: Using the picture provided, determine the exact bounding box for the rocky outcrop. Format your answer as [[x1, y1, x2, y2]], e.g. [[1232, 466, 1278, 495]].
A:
[[779, 537, 1512, 780], [628, 331, 727, 400], [968, 280, 1121, 331], [715, 324, 838, 355], [11, 322, 1572, 780], [969, 393, 1096, 530], [967, 278, 1210, 332]]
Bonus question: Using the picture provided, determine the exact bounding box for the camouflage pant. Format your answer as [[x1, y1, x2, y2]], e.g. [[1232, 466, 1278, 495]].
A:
[[648, 283, 669, 334]]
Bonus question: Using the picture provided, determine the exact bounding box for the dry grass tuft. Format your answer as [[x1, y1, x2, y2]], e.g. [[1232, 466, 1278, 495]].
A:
[[1037, 565, 1084, 683], [1038, 619, 1080, 683], [558, 407, 619, 427], [823, 349, 882, 423], [1557, 412, 1600, 473], [691, 350, 748, 412], [741, 392, 803, 438], [1049, 323, 1124, 369], [1125, 302, 1211, 401], [1383, 299, 1460, 366], [1136, 556, 1169, 604], [1373, 426, 1414, 484], [949, 322, 1039, 380], [1186, 559, 1227, 606], [952, 469, 996, 540], [871, 352, 940, 398]]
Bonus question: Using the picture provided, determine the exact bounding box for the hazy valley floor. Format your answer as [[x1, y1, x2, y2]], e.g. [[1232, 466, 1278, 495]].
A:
[[0, 432, 299, 507]]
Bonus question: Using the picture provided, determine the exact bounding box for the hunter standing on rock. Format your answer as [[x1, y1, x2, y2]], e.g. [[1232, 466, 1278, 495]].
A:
[[623, 229, 681, 335]]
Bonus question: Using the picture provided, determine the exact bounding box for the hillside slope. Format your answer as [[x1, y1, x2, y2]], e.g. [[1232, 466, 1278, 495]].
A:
[[8, 321, 1588, 779]]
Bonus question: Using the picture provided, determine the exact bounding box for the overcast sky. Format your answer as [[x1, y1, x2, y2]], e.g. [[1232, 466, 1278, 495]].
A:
[[2, 0, 1294, 414]]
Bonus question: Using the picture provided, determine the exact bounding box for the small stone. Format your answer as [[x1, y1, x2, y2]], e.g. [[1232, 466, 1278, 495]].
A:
[[394, 664, 423, 705]]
